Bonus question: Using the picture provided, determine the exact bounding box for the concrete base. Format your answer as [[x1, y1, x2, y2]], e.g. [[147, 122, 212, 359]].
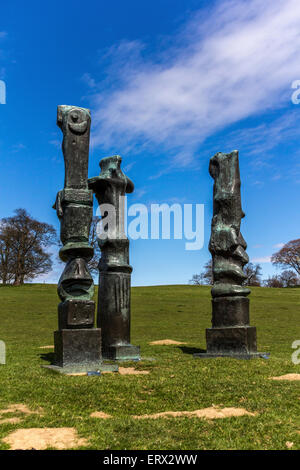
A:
[[194, 352, 269, 360], [43, 362, 118, 374], [53, 328, 102, 368], [103, 344, 141, 361], [206, 325, 258, 355], [194, 325, 269, 359]]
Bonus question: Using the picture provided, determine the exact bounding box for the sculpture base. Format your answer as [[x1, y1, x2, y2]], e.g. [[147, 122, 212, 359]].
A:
[[43, 362, 118, 374], [53, 328, 102, 368], [194, 352, 269, 360], [103, 344, 141, 361], [205, 325, 258, 355]]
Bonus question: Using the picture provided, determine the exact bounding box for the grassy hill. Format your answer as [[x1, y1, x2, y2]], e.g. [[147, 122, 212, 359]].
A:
[[0, 284, 299, 450]]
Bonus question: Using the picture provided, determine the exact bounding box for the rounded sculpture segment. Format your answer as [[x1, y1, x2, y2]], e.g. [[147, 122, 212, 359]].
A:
[[89, 155, 134, 194], [209, 150, 249, 298], [57, 105, 91, 190]]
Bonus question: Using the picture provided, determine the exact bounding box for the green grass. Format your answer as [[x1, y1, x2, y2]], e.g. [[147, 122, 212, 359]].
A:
[[0, 284, 299, 450]]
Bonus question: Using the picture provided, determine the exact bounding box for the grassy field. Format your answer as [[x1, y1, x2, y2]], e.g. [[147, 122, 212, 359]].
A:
[[0, 284, 299, 450]]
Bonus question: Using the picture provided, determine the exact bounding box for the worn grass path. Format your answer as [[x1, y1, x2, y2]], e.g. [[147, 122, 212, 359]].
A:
[[0, 284, 299, 450]]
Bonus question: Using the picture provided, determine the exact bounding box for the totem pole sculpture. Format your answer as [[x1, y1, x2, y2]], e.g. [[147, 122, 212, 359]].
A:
[[195, 150, 266, 359], [50, 105, 102, 372], [89, 155, 140, 361]]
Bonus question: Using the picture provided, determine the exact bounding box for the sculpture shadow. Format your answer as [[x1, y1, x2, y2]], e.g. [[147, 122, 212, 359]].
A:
[[40, 352, 55, 364], [178, 346, 206, 355]]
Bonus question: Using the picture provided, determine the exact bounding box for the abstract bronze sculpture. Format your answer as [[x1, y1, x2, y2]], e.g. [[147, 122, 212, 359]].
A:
[[50, 105, 102, 372], [195, 150, 266, 359], [89, 155, 140, 361]]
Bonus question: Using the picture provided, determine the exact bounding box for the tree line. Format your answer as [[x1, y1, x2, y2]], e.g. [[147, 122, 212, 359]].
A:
[[1, 209, 300, 288], [190, 239, 300, 288], [0, 209, 100, 285]]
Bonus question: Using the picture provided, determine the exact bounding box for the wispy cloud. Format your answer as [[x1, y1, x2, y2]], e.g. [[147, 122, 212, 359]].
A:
[[273, 243, 284, 249], [11, 143, 26, 152], [87, 0, 300, 170], [81, 72, 96, 89], [49, 139, 61, 148], [252, 256, 271, 263]]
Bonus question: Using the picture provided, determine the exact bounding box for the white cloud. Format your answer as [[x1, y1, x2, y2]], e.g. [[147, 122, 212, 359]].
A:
[[11, 143, 26, 152], [87, 0, 300, 170], [273, 243, 284, 249], [49, 139, 61, 148], [81, 73, 96, 89], [251, 256, 271, 263]]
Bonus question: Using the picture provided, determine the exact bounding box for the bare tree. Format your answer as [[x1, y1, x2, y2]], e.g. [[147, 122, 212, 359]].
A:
[[0, 209, 57, 285], [263, 275, 284, 288], [189, 273, 205, 285], [279, 269, 299, 287], [87, 216, 101, 276], [189, 259, 213, 286], [243, 263, 262, 286], [271, 239, 300, 276], [0, 230, 15, 285]]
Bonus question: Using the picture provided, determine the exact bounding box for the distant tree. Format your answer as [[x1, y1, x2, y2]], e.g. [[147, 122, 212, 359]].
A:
[[87, 216, 101, 276], [202, 260, 213, 285], [189, 259, 213, 286], [0, 209, 57, 285], [263, 275, 284, 288], [0, 230, 15, 285], [279, 269, 299, 288], [243, 263, 262, 286], [271, 239, 300, 276], [189, 273, 205, 285]]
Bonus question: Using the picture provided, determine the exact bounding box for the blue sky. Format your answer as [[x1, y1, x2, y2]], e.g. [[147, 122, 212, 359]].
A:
[[0, 0, 300, 285]]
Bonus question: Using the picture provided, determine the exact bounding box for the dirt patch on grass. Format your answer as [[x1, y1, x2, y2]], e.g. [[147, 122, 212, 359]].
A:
[[286, 441, 294, 448], [39, 345, 54, 349], [0, 404, 43, 416], [66, 372, 87, 376], [66, 367, 149, 376], [102, 367, 149, 375], [149, 339, 186, 345], [271, 374, 300, 381], [3, 427, 88, 450], [90, 411, 112, 419], [119, 367, 149, 375], [133, 406, 256, 420], [0, 417, 22, 425]]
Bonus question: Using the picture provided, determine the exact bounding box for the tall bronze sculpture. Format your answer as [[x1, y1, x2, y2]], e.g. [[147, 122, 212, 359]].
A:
[[50, 105, 102, 372], [195, 150, 266, 359], [89, 155, 140, 361]]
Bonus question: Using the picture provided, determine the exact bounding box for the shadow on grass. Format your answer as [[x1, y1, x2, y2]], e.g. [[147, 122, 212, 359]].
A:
[[40, 352, 55, 364], [178, 346, 206, 355]]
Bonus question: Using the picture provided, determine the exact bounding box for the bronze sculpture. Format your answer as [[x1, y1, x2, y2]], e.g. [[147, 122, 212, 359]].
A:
[[49, 105, 103, 372], [195, 150, 266, 359], [89, 155, 140, 361]]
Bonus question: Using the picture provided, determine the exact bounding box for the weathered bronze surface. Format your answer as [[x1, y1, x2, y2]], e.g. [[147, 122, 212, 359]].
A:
[[195, 151, 267, 359], [51, 105, 102, 370], [89, 155, 140, 360]]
